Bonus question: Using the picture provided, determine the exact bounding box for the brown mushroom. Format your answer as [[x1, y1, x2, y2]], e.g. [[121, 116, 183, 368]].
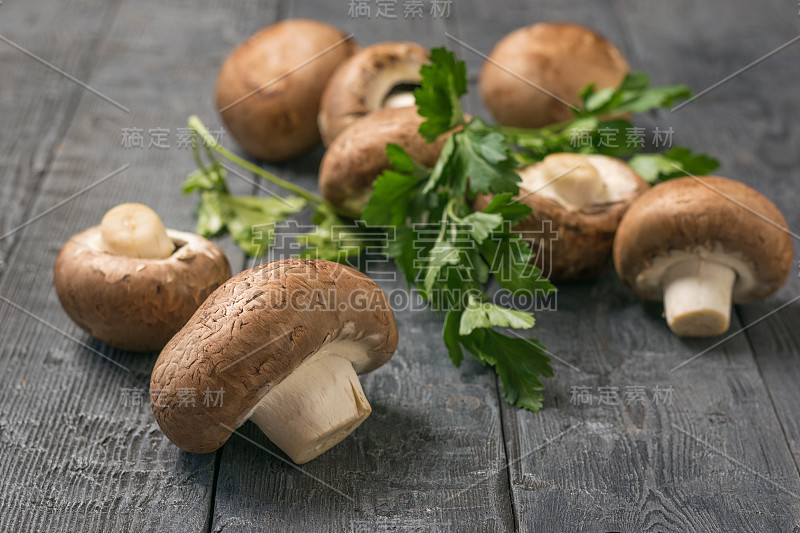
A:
[[614, 177, 793, 337], [150, 258, 398, 464], [319, 106, 447, 216], [318, 41, 429, 146], [215, 19, 357, 162], [53, 203, 231, 352], [479, 22, 629, 128], [476, 153, 648, 280]]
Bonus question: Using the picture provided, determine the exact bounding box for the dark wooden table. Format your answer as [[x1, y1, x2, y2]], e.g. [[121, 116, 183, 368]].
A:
[[2, 0, 799, 531]]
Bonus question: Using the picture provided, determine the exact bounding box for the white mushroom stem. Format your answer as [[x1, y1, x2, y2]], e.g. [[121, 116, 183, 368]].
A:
[[382, 82, 420, 109], [383, 91, 416, 109], [100, 203, 175, 259], [248, 354, 371, 464], [662, 258, 737, 337], [543, 153, 605, 207]]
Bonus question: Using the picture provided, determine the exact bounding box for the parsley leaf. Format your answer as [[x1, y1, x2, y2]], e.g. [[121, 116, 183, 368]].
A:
[[442, 309, 465, 367], [457, 122, 521, 194], [415, 47, 468, 140], [192, 190, 305, 256], [469, 330, 554, 411], [478, 193, 533, 224], [629, 146, 721, 183], [459, 298, 535, 335]]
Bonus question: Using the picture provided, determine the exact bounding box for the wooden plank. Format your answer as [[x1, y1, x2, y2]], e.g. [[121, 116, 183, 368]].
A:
[[449, 0, 800, 531], [614, 0, 800, 468], [209, 5, 517, 532], [0, 0, 123, 261], [0, 0, 276, 530]]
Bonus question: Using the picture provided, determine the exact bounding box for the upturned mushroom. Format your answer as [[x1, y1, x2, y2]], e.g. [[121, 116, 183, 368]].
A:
[[215, 19, 357, 162], [53, 203, 231, 351], [318, 41, 429, 146], [475, 153, 648, 280], [150, 258, 398, 464], [479, 22, 629, 128], [614, 177, 793, 337], [319, 106, 447, 215]]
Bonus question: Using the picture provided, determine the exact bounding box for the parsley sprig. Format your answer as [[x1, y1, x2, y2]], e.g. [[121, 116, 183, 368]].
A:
[[184, 116, 358, 260], [501, 71, 720, 181], [363, 49, 556, 410], [182, 46, 719, 412]]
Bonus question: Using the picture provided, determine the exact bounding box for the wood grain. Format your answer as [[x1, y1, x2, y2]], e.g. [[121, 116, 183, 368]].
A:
[[453, 1, 800, 531], [209, 4, 516, 532], [0, 0, 123, 261], [1, 0, 799, 531], [0, 0, 269, 530]]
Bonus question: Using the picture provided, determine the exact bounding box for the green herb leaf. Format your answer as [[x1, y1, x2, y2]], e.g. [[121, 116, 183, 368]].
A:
[[222, 194, 306, 256], [470, 330, 553, 411], [423, 240, 462, 295], [362, 170, 420, 227], [460, 211, 503, 244], [458, 123, 521, 194], [196, 191, 226, 237], [479, 232, 555, 295], [478, 193, 533, 224], [298, 211, 365, 262], [443, 309, 465, 367], [415, 47, 468, 141], [459, 299, 535, 335], [629, 146, 720, 183]]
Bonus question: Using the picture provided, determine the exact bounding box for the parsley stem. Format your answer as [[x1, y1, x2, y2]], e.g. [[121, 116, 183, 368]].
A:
[[444, 197, 463, 224], [188, 115, 334, 213]]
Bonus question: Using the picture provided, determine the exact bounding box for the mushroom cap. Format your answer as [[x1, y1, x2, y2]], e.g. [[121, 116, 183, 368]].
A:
[[614, 176, 794, 302], [318, 41, 429, 146], [54, 227, 231, 352], [479, 22, 629, 128], [476, 154, 648, 280], [319, 106, 447, 215], [150, 259, 398, 454], [215, 19, 357, 162]]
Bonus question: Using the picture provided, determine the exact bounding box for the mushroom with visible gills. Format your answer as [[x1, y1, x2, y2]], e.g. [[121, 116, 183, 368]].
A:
[[53, 203, 231, 351], [480, 22, 629, 128], [318, 41, 429, 146], [613, 177, 793, 337], [319, 106, 449, 216], [474, 153, 649, 280], [215, 19, 357, 162], [150, 259, 398, 464]]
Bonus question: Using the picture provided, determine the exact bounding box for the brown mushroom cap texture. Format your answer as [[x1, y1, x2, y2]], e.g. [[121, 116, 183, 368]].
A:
[[613, 176, 793, 302], [150, 259, 398, 454], [318, 41, 429, 146], [319, 106, 446, 215], [215, 19, 357, 162], [479, 22, 629, 128], [54, 228, 231, 352], [474, 155, 649, 280]]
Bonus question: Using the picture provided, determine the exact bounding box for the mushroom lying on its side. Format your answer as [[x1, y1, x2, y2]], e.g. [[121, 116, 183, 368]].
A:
[[318, 41, 429, 146], [475, 153, 648, 280], [614, 177, 793, 337], [480, 22, 629, 128], [150, 259, 398, 464], [216, 19, 357, 162], [53, 203, 231, 351], [319, 106, 448, 216]]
